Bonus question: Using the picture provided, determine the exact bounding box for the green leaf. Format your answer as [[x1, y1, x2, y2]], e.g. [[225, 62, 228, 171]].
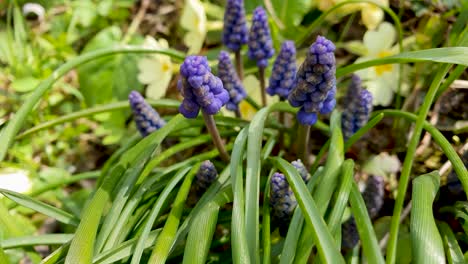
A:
[[78, 26, 142, 106], [0, 188, 79, 226], [1, 234, 73, 249], [0, 246, 9, 264], [438, 221, 465, 264], [10, 77, 40, 93], [271, 157, 345, 264], [271, 0, 310, 28], [410, 171, 445, 264]]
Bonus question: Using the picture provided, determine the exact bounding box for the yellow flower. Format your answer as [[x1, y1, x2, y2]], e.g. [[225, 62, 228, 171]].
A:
[[137, 36, 174, 100], [353, 22, 407, 106], [180, 0, 207, 54], [237, 75, 278, 120], [316, 0, 388, 30]]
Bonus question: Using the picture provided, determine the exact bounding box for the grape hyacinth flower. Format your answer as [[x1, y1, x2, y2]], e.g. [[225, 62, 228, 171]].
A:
[[248, 6, 274, 106], [178, 56, 230, 162], [195, 160, 218, 190], [128, 91, 166, 137], [288, 36, 337, 125], [270, 172, 297, 222], [218, 51, 246, 116], [341, 75, 373, 140], [362, 175, 385, 219], [223, 0, 248, 78], [342, 217, 359, 250], [266, 41, 297, 100], [291, 159, 310, 182]]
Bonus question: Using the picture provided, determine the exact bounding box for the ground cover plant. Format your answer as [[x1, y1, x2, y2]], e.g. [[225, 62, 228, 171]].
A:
[[0, 0, 467, 263]]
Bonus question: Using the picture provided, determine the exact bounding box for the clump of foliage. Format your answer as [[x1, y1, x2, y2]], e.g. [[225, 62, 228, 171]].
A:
[[0, 0, 467, 263]]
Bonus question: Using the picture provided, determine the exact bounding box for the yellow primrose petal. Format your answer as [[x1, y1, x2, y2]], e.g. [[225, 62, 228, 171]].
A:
[[365, 77, 394, 106], [361, 5, 384, 30], [239, 100, 257, 121], [180, 0, 207, 54], [137, 58, 159, 83], [363, 22, 396, 55]]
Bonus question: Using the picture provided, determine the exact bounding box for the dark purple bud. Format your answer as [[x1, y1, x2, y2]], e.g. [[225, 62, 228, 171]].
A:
[[270, 172, 297, 221], [218, 51, 247, 111], [128, 91, 166, 137], [178, 56, 229, 118], [266, 41, 297, 100], [223, 0, 248, 52], [291, 159, 310, 182], [195, 160, 218, 190], [248, 7, 274, 68], [288, 36, 336, 125], [341, 75, 373, 140], [362, 175, 385, 219]]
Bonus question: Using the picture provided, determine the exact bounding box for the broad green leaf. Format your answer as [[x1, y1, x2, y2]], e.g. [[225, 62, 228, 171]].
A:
[[78, 26, 142, 106], [10, 77, 40, 93], [438, 221, 465, 264], [411, 171, 445, 264], [271, 0, 310, 28]]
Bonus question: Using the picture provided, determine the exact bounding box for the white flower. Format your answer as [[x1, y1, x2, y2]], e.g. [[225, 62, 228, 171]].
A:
[[180, 0, 207, 54], [354, 22, 407, 106], [137, 36, 174, 100], [0, 169, 32, 194]]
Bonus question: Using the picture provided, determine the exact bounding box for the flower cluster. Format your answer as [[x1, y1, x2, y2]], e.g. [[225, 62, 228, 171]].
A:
[[248, 7, 274, 68], [195, 160, 218, 190], [270, 172, 297, 221], [128, 91, 166, 137], [266, 41, 297, 100], [222, 0, 248, 52], [288, 36, 337, 125], [341, 75, 373, 140], [362, 175, 385, 218], [178, 56, 229, 118], [218, 51, 247, 111], [291, 159, 310, 182]]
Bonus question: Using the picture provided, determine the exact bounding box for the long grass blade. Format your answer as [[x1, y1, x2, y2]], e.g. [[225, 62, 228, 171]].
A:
[[349, 181, 385, 264], [0, 246, 10, 264], [410, 171, 445, 264], [231, 127, 251, 264], [438, 221, 465, 264], [272, 157, 345, 264], [148, 164, 200, 263], [1, 234, 73, 249], [0, 188, 79, 226]]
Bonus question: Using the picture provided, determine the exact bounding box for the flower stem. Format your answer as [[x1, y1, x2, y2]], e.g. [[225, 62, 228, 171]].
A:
[[202, 112, 230, 163], [298, 124, 311, 168], [235, 50, 243, 80], [259, 67, 267, 107], [235, 108, 242, 119]]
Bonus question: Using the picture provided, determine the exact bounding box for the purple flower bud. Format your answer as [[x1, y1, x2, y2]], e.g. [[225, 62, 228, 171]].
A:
[[248, 7, 274, 68], [266, 41, 296, 100], [128, 91, 166, 137], [342, 217, 359, 250], [178, 56, 230, 118], [218, 51, 247, 111], [362, 175, 384, 219], [288, 36, 336, 125], [341, 75, 373, 140], [270, 172, 297, 221], [195, 160, 218, 190], [223, 0, 248, 52], [291, 159, 310, 182]]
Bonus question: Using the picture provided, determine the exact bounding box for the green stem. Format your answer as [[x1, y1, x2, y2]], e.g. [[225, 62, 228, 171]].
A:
[[202, 112, 230, 162], [298, 125, 311, 168], [0, 46, 184, 162], [235, 50, 244, 80], [386, 64, 452, 264], [259, 67, 267, 107]]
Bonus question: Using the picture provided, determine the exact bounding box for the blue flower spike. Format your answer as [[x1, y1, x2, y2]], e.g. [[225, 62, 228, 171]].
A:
[[267, 41, 297, 100], [248, 6, 275, 106], [178, 56, 231, 162], [128, 91, 166, 137], [218, 51, 247, 116], [341, 75, 373, 140], [223, 0, 249, 78], [270, 172, 297, 221], [288, 35, 337, 125], [195, 160, 218, 190]]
